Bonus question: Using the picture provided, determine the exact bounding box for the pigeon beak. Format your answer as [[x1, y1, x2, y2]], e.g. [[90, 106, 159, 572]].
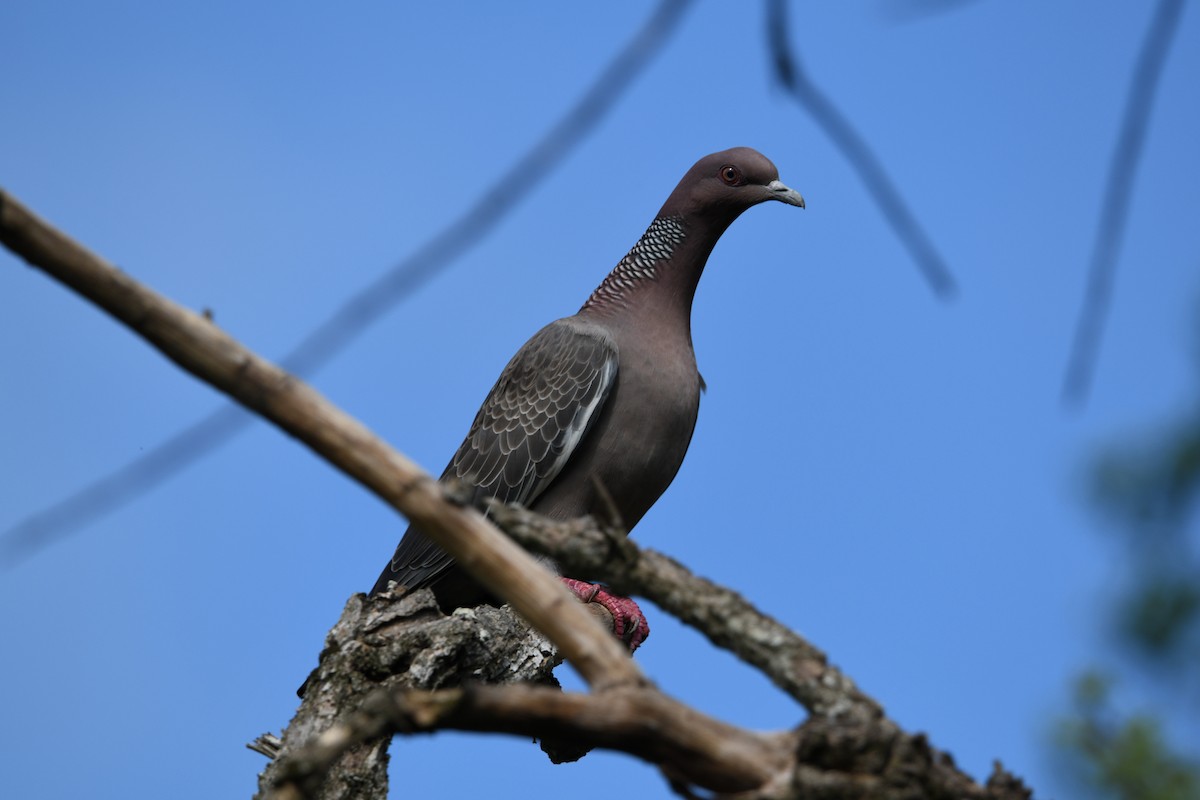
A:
[[766, 180, 806, 208]]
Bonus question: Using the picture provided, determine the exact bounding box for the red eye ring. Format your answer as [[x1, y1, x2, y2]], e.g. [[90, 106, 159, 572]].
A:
[[719, 165, 742, 186]]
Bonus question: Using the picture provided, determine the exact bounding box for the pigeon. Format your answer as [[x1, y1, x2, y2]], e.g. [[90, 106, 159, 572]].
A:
[[372, 147, 804, 650]]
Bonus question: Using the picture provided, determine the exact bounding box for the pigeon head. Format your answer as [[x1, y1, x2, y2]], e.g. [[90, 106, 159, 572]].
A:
[[658, 147, 805, 224], [578, 148, 803, 316]]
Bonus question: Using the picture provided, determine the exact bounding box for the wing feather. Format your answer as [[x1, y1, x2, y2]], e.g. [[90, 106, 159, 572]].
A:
[[371, 319, 617, 596]]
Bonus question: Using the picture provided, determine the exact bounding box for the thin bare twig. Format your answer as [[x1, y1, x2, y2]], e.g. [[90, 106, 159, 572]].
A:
[[0, 404, 246, 564], [1062, 0, 1186, 406], [0, 0, 695, 566], [766, 0, 958, 299]]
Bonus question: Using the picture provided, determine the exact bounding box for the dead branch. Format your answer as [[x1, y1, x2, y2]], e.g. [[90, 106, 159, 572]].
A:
[[0, 0, 695, 565], [251, 588, 562, 799], [252, 579, 1027, 799], [274, 682, 793, 799], [0, 187, 637, 691], [0, 187, 1032, 799], [485, 501, 882, 721]]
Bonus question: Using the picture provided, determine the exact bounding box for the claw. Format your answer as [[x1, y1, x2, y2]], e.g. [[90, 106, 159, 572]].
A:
[[559, 577, 649, 651], [622, 618, 640, 647]]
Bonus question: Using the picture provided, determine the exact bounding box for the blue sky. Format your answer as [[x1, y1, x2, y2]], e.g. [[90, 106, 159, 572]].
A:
[[2, 2, 1198, 798]]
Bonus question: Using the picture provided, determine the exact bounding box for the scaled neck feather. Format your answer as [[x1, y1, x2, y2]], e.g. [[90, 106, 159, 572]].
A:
[[580, 215, 686, 313]]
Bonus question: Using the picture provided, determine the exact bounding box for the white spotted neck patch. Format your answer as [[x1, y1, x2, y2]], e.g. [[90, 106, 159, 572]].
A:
[[582, 215, 686, 311]]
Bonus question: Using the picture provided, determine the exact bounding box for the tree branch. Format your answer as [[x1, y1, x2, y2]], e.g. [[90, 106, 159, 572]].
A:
[[1, 187, 1031, 799], [0, 187, 638, 691], [274, 682, 794, 798], [251, 588, 563, 799], [486, 501, 882, 721], [765, 0, 957, 300], [1061, 0, 1185, 405], [0, 0, 696, 565], [269, 663, 1031, 800]]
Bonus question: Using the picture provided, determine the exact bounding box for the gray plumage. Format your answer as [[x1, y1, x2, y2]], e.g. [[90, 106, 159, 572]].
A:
[[372, 147, 804, 608]]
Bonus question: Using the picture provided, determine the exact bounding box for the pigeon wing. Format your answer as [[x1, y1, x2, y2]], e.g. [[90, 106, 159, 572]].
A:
[[371, 319, 617, 595]]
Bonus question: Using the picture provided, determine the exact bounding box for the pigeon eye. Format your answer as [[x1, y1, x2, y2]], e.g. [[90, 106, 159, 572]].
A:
[[719, 165, 742, 185]]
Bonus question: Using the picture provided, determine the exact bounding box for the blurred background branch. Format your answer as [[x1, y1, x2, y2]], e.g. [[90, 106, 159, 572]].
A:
[[766, 0, 958, 299], [1062, 0, 1186, 406]]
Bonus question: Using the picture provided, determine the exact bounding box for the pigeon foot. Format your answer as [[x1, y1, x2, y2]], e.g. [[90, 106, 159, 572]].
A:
[[560, 577, 649, 651]]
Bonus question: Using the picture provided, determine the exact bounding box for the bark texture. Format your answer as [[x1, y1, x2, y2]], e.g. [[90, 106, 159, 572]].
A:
[[252, 589, 561, 799]]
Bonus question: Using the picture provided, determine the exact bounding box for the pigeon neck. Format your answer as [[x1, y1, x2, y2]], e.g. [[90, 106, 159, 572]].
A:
[[579, 214, 729, 320]]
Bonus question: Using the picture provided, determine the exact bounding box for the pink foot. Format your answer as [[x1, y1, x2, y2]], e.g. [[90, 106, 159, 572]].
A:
[[560, 577, 649, 651]]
